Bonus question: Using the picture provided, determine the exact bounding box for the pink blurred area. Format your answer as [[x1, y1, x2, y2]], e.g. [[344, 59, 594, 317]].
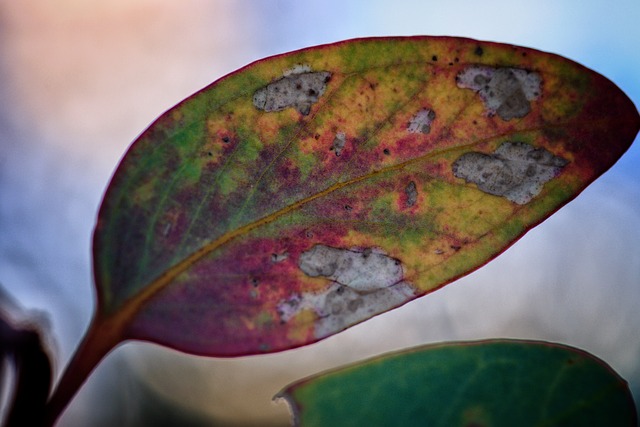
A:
[[1, 1, 639, 426]]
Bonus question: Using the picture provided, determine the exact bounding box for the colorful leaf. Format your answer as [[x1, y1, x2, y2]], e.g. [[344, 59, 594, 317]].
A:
[[279, 340, 637, 427], [43, 35, 639, 425], [87, 36, 638, 357]]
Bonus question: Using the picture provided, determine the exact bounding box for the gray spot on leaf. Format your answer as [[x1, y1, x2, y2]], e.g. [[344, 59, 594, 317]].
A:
[[330, 132, 346, 156], [452, 142, 568, 204], [407, 108, 436, 134], [456, 66, 541, 121], [298, 244, 403, 292], [277, 281, 415, 338], [405, 181, 418, 207], [277, 284, 415, 341], [277, 244, 416, 338], [252, 70, 332, 115]]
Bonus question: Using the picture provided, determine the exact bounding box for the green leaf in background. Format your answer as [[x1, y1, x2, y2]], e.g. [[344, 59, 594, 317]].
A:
[[280, 340, 637, 426]]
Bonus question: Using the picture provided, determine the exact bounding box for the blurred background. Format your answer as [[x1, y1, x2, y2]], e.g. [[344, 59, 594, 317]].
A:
[[0, 0, 639, 425]]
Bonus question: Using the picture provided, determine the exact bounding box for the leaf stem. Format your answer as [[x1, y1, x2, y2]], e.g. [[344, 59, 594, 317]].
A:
[[43, 312, 121, 427]]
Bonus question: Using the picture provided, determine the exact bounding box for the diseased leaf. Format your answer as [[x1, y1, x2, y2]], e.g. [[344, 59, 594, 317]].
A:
[[279, 340, 638, 427], [90, 36, 638, 358]]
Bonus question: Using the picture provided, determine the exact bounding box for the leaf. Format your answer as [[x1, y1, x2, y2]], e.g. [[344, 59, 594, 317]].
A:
[[43, 36, 639, 426], [90, 36, 638, 358], [279, 340, 638, 427]]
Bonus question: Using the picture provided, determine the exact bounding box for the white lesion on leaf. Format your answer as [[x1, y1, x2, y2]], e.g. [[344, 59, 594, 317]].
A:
[[252, 65, 332, 116], [277, 244, 416, 338], [329, 132, 347, 156], [452, 141, 569, 204], [404, 181, 418, 207], [456, 66, 542, 121], [297, 244, 403, 292], [407, 108, 436, 134]]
